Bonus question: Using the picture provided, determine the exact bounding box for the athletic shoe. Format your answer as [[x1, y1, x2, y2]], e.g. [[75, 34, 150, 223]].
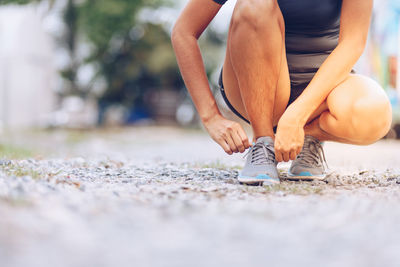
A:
[[288, 135, 328, 180], [238, 136, 280, 185]]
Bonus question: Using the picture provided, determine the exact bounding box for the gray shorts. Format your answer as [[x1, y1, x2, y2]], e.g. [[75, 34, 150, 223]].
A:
[[218, 68, 309, 125], [218, 67, 355, 125]]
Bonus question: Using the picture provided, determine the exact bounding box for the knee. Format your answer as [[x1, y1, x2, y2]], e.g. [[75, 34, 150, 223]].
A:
[[232, 0, 279, 31], [349, 97, 392, 144]]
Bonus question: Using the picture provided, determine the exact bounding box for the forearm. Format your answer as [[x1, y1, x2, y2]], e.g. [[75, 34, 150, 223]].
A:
[[171, 32, 221, 123], [287, 40, 364, 125]]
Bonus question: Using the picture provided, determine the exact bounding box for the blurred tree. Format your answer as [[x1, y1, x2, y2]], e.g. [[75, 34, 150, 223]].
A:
[[0, 0, 224, 124], [60, 0, 79, 96], [76, 0, 185, 121]]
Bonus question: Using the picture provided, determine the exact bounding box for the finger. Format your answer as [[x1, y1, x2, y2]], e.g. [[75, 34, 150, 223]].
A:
[[289, 150, 297, 161], [224, 135, 239, 153], [282, 151, 290, 162], [275, 150, 283, 162], [296, 147, 302, 156], [236, 127, 250, 149], [218, 138, 232, 155], [231, 132, 246, 153]]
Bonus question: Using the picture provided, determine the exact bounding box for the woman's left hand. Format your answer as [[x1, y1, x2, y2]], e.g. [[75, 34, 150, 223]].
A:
[[274, 112, 305, 162]]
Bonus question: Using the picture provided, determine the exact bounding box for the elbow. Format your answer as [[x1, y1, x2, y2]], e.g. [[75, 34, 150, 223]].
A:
[[354, 38, 367, 56], [171, 23, 198, 47], [339, 37, 367, 58], [171, 25, 187, 49], [171, 24, 180, 47]]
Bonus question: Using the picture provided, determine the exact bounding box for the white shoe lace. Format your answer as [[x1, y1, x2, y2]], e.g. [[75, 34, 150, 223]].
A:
[[244, 142, 275, 165], [295, 137, 328, 169]]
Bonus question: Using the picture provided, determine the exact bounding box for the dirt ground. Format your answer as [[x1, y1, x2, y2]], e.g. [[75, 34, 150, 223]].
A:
[[1, 126, 400, 267]]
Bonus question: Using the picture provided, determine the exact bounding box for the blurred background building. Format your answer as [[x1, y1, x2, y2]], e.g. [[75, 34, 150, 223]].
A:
[[0, 5, 56, 130], [0, 0, 399, 135]]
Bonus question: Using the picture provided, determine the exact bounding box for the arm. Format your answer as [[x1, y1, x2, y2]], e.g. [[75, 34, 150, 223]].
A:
[[274, 0, 373, 161], [283, 0, 373, 124], [172, 0, 250, 154]]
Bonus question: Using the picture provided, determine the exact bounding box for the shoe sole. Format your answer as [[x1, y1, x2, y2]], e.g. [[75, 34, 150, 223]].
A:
[[238, 174, 280, 186], [287, 171, 326, 181]]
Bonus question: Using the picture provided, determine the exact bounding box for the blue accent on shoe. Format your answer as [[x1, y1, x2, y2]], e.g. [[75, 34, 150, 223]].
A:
[[298, 171, 313, 176], [239, 174, 277, 180], [256, 174, 273, 180], [288, 171, 313, 177]]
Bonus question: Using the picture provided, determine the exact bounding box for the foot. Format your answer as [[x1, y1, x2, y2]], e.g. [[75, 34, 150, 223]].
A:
[[238, 136, 280, 185], [288, 135, 328, 180]]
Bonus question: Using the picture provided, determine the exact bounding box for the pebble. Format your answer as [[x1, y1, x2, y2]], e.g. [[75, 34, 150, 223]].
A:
[[1, 158, 400, 267]]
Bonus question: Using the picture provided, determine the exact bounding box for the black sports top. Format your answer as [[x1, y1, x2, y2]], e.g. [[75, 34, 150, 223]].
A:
[[213, 0, 343, 86]]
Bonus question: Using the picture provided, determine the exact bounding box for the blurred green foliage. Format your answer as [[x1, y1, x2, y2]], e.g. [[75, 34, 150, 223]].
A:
[[76, 0, 182, 108], [1, 0, 224, 122], [1, 0, 182, 108]]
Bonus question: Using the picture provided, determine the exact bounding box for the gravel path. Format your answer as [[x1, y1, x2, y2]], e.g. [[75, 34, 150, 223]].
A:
[[1, 127, 400, 267]]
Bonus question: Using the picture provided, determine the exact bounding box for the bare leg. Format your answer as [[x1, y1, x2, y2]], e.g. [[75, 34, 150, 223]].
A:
[[304, 75, 392, 145], [222, 0, 290, 140], [304, 117, 351, 144]]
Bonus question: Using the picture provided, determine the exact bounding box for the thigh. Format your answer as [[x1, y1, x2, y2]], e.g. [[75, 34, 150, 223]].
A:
[[326, 74, 389, 120], [222, 29, 290, 127], [319, 74, 392, 144]]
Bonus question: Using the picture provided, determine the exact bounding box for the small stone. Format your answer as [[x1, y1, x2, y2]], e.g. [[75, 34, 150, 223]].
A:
[[0, 160, 11, 166]]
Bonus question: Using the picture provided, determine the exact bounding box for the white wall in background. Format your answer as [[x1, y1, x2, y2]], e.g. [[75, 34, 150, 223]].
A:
[[0, 5, 56, 130]]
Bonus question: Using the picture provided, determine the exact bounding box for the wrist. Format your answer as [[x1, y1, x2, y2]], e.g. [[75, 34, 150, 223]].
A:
[[200, 107, 221, 125], [281, 104, 309, 126]]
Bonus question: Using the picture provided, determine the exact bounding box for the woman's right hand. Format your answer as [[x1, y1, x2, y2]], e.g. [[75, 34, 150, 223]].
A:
[[203, 114, 251, 154]]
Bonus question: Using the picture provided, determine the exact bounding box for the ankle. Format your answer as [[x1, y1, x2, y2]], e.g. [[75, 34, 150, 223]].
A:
[[253, 135, 274, 143]]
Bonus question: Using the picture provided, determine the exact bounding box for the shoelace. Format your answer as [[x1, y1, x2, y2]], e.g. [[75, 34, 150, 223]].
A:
[[244, 142, 275, 165], [296, 138, 328, 169]]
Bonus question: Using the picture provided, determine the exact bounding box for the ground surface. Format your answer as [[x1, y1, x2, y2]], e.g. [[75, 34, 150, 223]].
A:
[[1, 126, 400, 267]]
